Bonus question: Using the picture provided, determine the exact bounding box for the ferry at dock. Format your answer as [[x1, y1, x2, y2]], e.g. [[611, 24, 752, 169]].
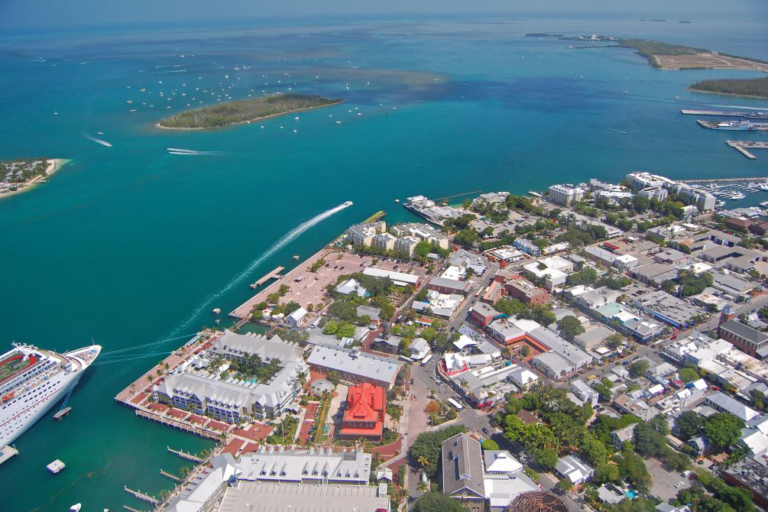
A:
[[697, 119, 768, 131], [0, 343, 101, 449]]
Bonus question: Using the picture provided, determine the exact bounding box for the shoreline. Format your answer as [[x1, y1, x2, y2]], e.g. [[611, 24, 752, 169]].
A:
[[155, 100, 344, 131], [0, 158, 69, 200], [687, 87, 768, 101]]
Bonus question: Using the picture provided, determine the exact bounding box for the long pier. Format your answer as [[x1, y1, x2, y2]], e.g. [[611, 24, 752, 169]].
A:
[[124, 487, 159, 505], [726, 141, 768, 160], [123, 506, 145, 512], [167, 446, 203, 462], [160, 469, 182, 482], [250, 266, 284, 289], [681, 109, 768, 120], [435, 189, 483, 203]]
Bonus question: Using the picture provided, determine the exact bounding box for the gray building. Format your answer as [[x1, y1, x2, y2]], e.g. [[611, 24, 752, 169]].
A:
[[442, 433, 487, 512]]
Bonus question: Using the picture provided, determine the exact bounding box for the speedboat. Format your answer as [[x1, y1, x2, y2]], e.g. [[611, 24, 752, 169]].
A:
[[69, 505, 82, 512]]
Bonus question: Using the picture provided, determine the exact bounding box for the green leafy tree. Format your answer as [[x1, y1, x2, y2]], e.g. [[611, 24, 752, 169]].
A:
[[675, 410, 705, 441], [557, 315, 585, 341], [606, 333, 624, 349], [323, 321, 339, 335], [628, 360, 649, 378], [413, 492, 467, 512], [482, 439, 499, 451], [705, 413, 744, 451], [594, 463, 621, 484], [326, 371, 340, 387], [678, 367, 700, 383], [534, 448, 558, 469]]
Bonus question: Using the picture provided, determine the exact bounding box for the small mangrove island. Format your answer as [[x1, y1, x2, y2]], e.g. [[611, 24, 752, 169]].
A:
[[157, 93, 343, 130], [689, 76, 768, 99], [0, 158, 65, 199]]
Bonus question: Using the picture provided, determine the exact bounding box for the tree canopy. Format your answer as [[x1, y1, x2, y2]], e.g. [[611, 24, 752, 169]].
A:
[[413, 492, 467, 512]]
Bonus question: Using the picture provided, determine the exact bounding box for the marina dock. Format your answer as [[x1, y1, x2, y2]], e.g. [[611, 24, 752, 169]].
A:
[[124, 487, 159, 505], [726, 140, 768, 160], [160, 469, 182, 482], [249, 266, 284, 289], [680, 176, 768, 184], [167, 446, 203, 462], [123, 507, 145, 512]]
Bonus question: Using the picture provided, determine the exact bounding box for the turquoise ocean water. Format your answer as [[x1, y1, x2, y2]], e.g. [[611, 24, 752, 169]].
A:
[[0, 11, 767, 511]]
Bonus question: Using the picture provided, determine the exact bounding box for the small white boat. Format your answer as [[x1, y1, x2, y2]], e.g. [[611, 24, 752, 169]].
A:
[[69, 504, 81, 512], [212, 308, 221, 315], [395, 199, 400, 203]]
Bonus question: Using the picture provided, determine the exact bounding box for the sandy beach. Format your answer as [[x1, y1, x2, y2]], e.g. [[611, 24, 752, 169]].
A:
[[0, 158, 69, 200]]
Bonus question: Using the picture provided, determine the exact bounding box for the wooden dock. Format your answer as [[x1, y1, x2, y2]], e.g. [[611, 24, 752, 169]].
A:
[[123, 506, 145, 512], [161, 469, 181, 482], [167, 446, 203, 462], [250, 266, 284, 289], [726, 140, 768, 160], [124, 486, 159, 505]]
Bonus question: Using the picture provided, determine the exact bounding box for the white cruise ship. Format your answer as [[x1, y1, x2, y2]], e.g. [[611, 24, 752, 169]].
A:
[[0, 343, 101, 448]]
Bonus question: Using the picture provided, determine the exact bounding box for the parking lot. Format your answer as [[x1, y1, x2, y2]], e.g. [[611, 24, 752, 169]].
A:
[[646, 457, 691, 502]]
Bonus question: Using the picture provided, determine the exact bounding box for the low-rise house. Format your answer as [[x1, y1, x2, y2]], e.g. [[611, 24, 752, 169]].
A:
[[555, 455, 593, 485], [356, 305, 381, 323], [409, 337, 431, 361], [509, 367, 538, 390], [611, 424, 637, 450], [570, 379, 599, 406], [336, 278, 368, 297], [442, 433, 487, 512]]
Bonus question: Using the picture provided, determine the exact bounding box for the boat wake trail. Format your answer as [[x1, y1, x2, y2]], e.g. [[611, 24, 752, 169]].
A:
[[166, 201, 353, 337], [167, 148, 223, 156], [82, 131, 113, 147]]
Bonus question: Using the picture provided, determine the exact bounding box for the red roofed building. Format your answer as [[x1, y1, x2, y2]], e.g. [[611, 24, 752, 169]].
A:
[[338, 383, 386, 440]]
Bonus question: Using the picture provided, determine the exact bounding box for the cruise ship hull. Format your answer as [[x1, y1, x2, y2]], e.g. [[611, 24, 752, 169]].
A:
[[0, 345, 101, 448]]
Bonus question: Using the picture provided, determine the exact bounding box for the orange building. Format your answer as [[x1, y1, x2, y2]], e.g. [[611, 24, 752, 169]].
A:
[[338, 383, 386, 440]]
